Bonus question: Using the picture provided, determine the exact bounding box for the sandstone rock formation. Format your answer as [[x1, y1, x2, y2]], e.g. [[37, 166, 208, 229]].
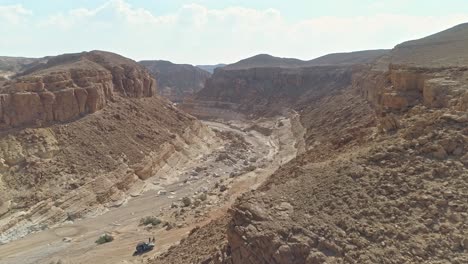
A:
[[0, 51, 156, 130], [139, 60, 210, 102]]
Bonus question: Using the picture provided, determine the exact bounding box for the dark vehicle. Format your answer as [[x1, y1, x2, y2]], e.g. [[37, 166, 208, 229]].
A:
[[133, 238, 155, 256]]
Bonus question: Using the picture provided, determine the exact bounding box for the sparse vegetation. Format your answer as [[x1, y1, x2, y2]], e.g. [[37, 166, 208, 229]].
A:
[[182, 197, 192, 207], [95, 233, 114, 244], [140, 216, 162, 226]]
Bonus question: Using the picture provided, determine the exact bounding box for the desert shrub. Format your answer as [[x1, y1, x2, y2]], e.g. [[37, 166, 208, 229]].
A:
[[140, 216, 162, 226], [182, 197, 192, 207], [95, 233, 114, 244]]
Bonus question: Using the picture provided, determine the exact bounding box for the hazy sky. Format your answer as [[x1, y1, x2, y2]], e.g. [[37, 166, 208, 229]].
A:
[[1, 0, 467, 64]]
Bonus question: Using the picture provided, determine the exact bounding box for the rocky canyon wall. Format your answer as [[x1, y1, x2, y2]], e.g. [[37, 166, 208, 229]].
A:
[[189, 66, 355, 118], [0, 51, 156, 130], [353, 65, 468, 131]]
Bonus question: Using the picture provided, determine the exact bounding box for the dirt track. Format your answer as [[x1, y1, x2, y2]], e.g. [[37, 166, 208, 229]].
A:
[[0, 117, 300, 264]]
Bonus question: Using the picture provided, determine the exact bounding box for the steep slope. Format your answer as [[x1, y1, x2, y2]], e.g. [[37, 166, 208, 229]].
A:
[[0, 51, 216, 243], [150, 23, 468, 264], [140, 60, 211, 102]]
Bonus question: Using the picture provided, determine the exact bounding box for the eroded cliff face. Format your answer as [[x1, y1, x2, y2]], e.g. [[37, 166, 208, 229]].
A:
[[0, 51, 155, 130], [353, 65, 468, 132], [355, 65, 468, 111], [189, 66, 355, 118]]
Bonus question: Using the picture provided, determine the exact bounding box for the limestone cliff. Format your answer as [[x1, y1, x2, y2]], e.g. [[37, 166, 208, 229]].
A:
[[0, 51, 155, 130]]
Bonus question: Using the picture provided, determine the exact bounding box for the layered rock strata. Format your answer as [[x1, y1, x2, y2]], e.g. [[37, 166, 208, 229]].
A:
[[0, 51, 155, 130]]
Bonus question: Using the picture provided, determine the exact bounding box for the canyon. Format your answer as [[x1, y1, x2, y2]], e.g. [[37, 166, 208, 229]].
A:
[[0, 22, 467, 264], [139, 60, 211, 102], [148, 23, 468, 264]]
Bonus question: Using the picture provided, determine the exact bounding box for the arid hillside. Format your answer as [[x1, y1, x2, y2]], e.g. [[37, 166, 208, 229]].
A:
[[391, 22, 468, 67], [140, 60, 211, 102], [221, 50, 388, 71], [150, 23, 468, 264], [0, 51, 213, 244], [182, 49, 388, 119], [222, 54, 309, 70]]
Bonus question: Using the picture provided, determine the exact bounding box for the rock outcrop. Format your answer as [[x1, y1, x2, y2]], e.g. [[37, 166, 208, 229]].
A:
[[192, 66, 355, 117], [354, 64, 468, 120], [139, 60, 210, 102], [0, 51, 155, 130]]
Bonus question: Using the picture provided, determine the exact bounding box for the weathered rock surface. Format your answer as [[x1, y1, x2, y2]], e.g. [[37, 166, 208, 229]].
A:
[[0, 51, 155, 129], [193, 66, 355, 117]]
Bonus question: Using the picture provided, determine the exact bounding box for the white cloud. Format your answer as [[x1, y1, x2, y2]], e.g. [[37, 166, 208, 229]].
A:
[[0, 4, 32, 25], [2, 1, 468, 64]]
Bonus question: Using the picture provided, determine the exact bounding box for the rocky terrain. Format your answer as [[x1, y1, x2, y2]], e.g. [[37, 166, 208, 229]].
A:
[[149, 23, 468, 264], [139, 60, 211, 102], [0, 51, 218, 245], [182, 50, 388, 119]]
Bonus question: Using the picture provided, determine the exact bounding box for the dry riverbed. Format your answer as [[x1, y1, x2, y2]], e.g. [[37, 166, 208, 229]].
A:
[[0, 116, 301, 264]]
